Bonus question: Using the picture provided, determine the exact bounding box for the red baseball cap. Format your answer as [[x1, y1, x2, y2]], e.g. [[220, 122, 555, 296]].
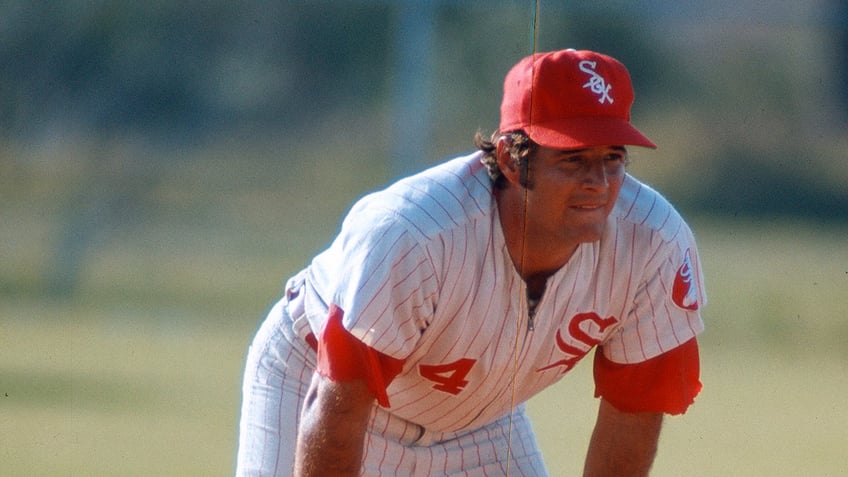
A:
[[499, 49, 657, 149]]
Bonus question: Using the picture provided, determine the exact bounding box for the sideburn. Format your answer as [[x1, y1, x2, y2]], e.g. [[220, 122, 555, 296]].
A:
[[518, 157, 534, 190]]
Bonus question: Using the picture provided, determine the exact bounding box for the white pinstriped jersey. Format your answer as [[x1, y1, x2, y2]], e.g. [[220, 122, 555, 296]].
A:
[[292, 151, 705, 434]]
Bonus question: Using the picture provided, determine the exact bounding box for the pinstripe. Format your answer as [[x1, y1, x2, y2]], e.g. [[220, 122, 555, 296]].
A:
[[644, 229, 665, 269], [370, 252, 432, 341], [646, 274, 666, 358], [656, 270, 683, 346], [639, 192, 658, 226], [357, 230, 416, 318], [369, 419, 386, 473], [606, 220, 620, 306], [236, 300, 316, 476], [628, 225, 649, 361]]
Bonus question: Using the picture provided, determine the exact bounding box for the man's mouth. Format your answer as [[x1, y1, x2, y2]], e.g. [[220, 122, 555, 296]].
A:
[[571, 203, 605, 210]]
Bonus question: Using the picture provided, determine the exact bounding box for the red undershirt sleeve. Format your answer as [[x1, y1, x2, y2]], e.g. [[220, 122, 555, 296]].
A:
[[313, 304, 405, 408], [593, 338, 702, 415]]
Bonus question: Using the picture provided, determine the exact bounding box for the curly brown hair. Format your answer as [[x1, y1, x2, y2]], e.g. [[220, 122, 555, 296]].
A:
[[474, 129, 536, 189]]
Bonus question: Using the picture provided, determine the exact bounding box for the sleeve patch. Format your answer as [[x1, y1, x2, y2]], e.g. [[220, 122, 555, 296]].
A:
[[593, 338, 702, 415], [315, 305, 405, 408], [672, 248, 700, 311]]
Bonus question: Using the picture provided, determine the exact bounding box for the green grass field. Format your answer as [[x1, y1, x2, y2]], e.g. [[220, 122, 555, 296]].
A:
[[3, 207, 847, 475]]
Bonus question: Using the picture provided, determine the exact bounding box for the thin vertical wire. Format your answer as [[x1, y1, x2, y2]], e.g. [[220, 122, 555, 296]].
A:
[[504, 2, 540, 475]]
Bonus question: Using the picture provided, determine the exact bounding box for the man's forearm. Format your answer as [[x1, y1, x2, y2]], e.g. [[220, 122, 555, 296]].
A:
[[583, 399, 663, 477], [294, 374, 374, 477]]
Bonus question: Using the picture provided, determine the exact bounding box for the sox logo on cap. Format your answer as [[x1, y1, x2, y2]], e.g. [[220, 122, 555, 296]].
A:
[[579, 60, 614, 104]]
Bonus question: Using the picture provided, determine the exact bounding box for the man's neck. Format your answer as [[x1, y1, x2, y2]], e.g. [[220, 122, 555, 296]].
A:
[[495, 187, 578, 285]]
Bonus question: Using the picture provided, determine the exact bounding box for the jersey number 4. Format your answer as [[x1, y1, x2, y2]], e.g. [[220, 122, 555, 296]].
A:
[[419, 358, 476, 395]]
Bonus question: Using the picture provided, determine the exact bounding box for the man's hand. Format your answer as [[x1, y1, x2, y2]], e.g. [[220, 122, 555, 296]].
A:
[[583, 398, 663, 477], [295, 372, 375, 477]]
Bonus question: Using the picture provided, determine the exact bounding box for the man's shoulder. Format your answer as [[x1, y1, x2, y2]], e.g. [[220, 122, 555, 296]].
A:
[[351, 152, 494, 241], [612, 174, 689, 243]]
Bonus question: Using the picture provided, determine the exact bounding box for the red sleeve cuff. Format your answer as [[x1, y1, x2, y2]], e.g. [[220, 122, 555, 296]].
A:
[[593, 338, 702, 415], [315, 305, 405, 408]]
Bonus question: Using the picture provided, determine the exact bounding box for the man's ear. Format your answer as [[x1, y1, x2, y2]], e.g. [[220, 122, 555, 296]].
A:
[[496, 137, 521, 186]]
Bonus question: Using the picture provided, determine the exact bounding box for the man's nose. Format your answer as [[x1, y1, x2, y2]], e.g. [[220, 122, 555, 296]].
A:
[[582, 160, 609, 188]]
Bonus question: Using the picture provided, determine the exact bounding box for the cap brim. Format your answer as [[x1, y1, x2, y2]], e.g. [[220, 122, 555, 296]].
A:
[[526, 117, 657, 150]]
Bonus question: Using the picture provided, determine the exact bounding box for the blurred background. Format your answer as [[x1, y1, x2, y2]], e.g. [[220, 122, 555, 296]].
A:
[[1, 1, 846, 475]]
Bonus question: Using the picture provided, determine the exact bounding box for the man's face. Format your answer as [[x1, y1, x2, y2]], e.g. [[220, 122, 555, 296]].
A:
[[521, 144, 627, 247]]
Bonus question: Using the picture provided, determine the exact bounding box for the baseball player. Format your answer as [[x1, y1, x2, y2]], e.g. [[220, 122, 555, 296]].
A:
[[235, 49, 705, 476]]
